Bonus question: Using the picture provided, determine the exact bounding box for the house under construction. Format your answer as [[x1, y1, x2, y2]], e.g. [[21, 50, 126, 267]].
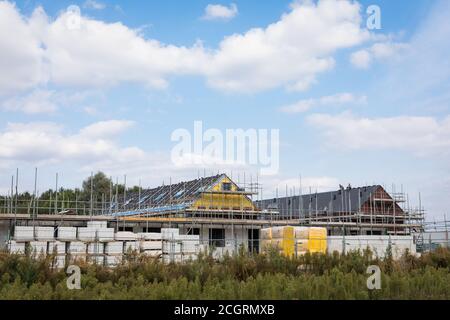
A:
[[0, 173, 425, 253], [256, 185, 425, 236]]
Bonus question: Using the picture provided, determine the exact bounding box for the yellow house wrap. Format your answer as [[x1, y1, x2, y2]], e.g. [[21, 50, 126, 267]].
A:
[[191, 175, 255, 211]]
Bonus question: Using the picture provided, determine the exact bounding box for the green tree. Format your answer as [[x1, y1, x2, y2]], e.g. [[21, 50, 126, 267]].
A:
[[82, 172, 113, 201]]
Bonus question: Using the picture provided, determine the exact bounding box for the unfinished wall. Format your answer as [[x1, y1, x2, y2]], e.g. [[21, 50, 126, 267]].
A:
[[327, 235, 416, 259]]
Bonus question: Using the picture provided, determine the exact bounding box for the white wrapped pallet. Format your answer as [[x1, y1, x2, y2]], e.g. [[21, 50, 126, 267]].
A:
[[105, 242, 123, 255], [87, 243, 104, 254], [182, 254, 198, 262], [89, 256, 104, 265], [181, 241, 199, 253], [35, 227, 54, 240], [52, 256, 66, 269], [140, 241, 162, 251], [14, 226, 34, 241], [163, 254, 183, 264], [68, 241, 86, 254], [48, 241, 66, 254], [143, 250, 162, 257], [57, 227, 77, 241], [124, 241, 139, 252], [176, 235, 200, 241], [97, 228, 115, 242], [106, 255, 122, 267], [87, 221, 108, 229], [162, 241, 182, 254], [78, 227, 97, 241], [8, 241, 26, 254], [137, 233, 161, 240], [260, 228, 272, 240], [68, 254, 86, 263], [115, 232, 137, 241], [161, 228, 179, 239], [30, 241, 47, 255]]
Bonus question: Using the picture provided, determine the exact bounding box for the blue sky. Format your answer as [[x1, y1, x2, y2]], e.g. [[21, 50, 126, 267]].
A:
[[0, 0, 449, 219]]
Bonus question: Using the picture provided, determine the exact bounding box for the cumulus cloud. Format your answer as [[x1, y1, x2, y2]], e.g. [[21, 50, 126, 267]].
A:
[[307, 112, 450, 156], [280, 93, 367, 113], [350, 41, 408, 69], [83, 0, 106, 10], [202, 3, 238, 21], [0, 89, 102, 114], [0, 120, 144, 165], [0, 2, 47, 95], [0, 0, 371, 95], [2, 89, 57, 114], [204, 0, 370, 92]]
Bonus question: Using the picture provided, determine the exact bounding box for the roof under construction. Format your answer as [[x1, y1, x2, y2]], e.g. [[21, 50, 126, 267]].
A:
[[112, 173, 255, 217], [256, 185, 403, 218]]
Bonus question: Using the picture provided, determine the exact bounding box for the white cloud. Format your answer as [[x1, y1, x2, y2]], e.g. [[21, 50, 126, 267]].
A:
[[350, 41, 408, 69], [350, 49, 371, 69], [202, 3, 238, 21], [307, 112, 450, 156], [0, 2, 47, 95], [78, 120, 134, 138], [280, 93, 367, 113], [44, 10, 208, 89], [0, 2, 208, 94], [0, 120, 144, 165], [2, 89, 57, 114], [83, 0, 106, 10], [0, 0, 371, 95], [205, 0, 370, 92], [0, 89, 102, 114]]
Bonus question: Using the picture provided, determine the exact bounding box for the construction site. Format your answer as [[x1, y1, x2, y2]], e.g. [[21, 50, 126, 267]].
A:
[[0, 171, 435, 265]]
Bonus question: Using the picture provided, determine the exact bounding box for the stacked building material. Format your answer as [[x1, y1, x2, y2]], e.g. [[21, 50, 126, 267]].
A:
[[48, 241, 66, 268], [7, 240, 25, 254], [14, 226, 34, 241], [34, 227, 54, 241], [78, 224, 114, 242], [67, 241, 87, 263], [30, 241, 48, 255], [105, 242, 123, 266], [7, 225, 201, 266], [124, 241, 139, 253], [57, 227, 77, 241], [115, 232, 137, 241], [327, 235, 416, 259], [161, 229, 200, 263], [77, 228, 97, 242], [261, 226, 327, 256]]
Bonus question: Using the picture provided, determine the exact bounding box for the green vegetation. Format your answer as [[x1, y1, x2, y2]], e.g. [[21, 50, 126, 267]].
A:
[[0, 248, 449, 300]]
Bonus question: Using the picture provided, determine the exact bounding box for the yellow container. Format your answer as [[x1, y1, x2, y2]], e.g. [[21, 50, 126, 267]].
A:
[[295, 239, 309, 252], [261, 226, 327, 256], [308, 227, 327, 253], [294, 227, 309, 239]]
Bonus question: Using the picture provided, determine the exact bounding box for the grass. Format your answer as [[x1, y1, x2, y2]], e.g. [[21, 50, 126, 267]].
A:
[[0, 247, 449, 300]]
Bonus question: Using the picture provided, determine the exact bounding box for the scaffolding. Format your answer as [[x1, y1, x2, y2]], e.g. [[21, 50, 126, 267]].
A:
[[0, 170, 426, 239]]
